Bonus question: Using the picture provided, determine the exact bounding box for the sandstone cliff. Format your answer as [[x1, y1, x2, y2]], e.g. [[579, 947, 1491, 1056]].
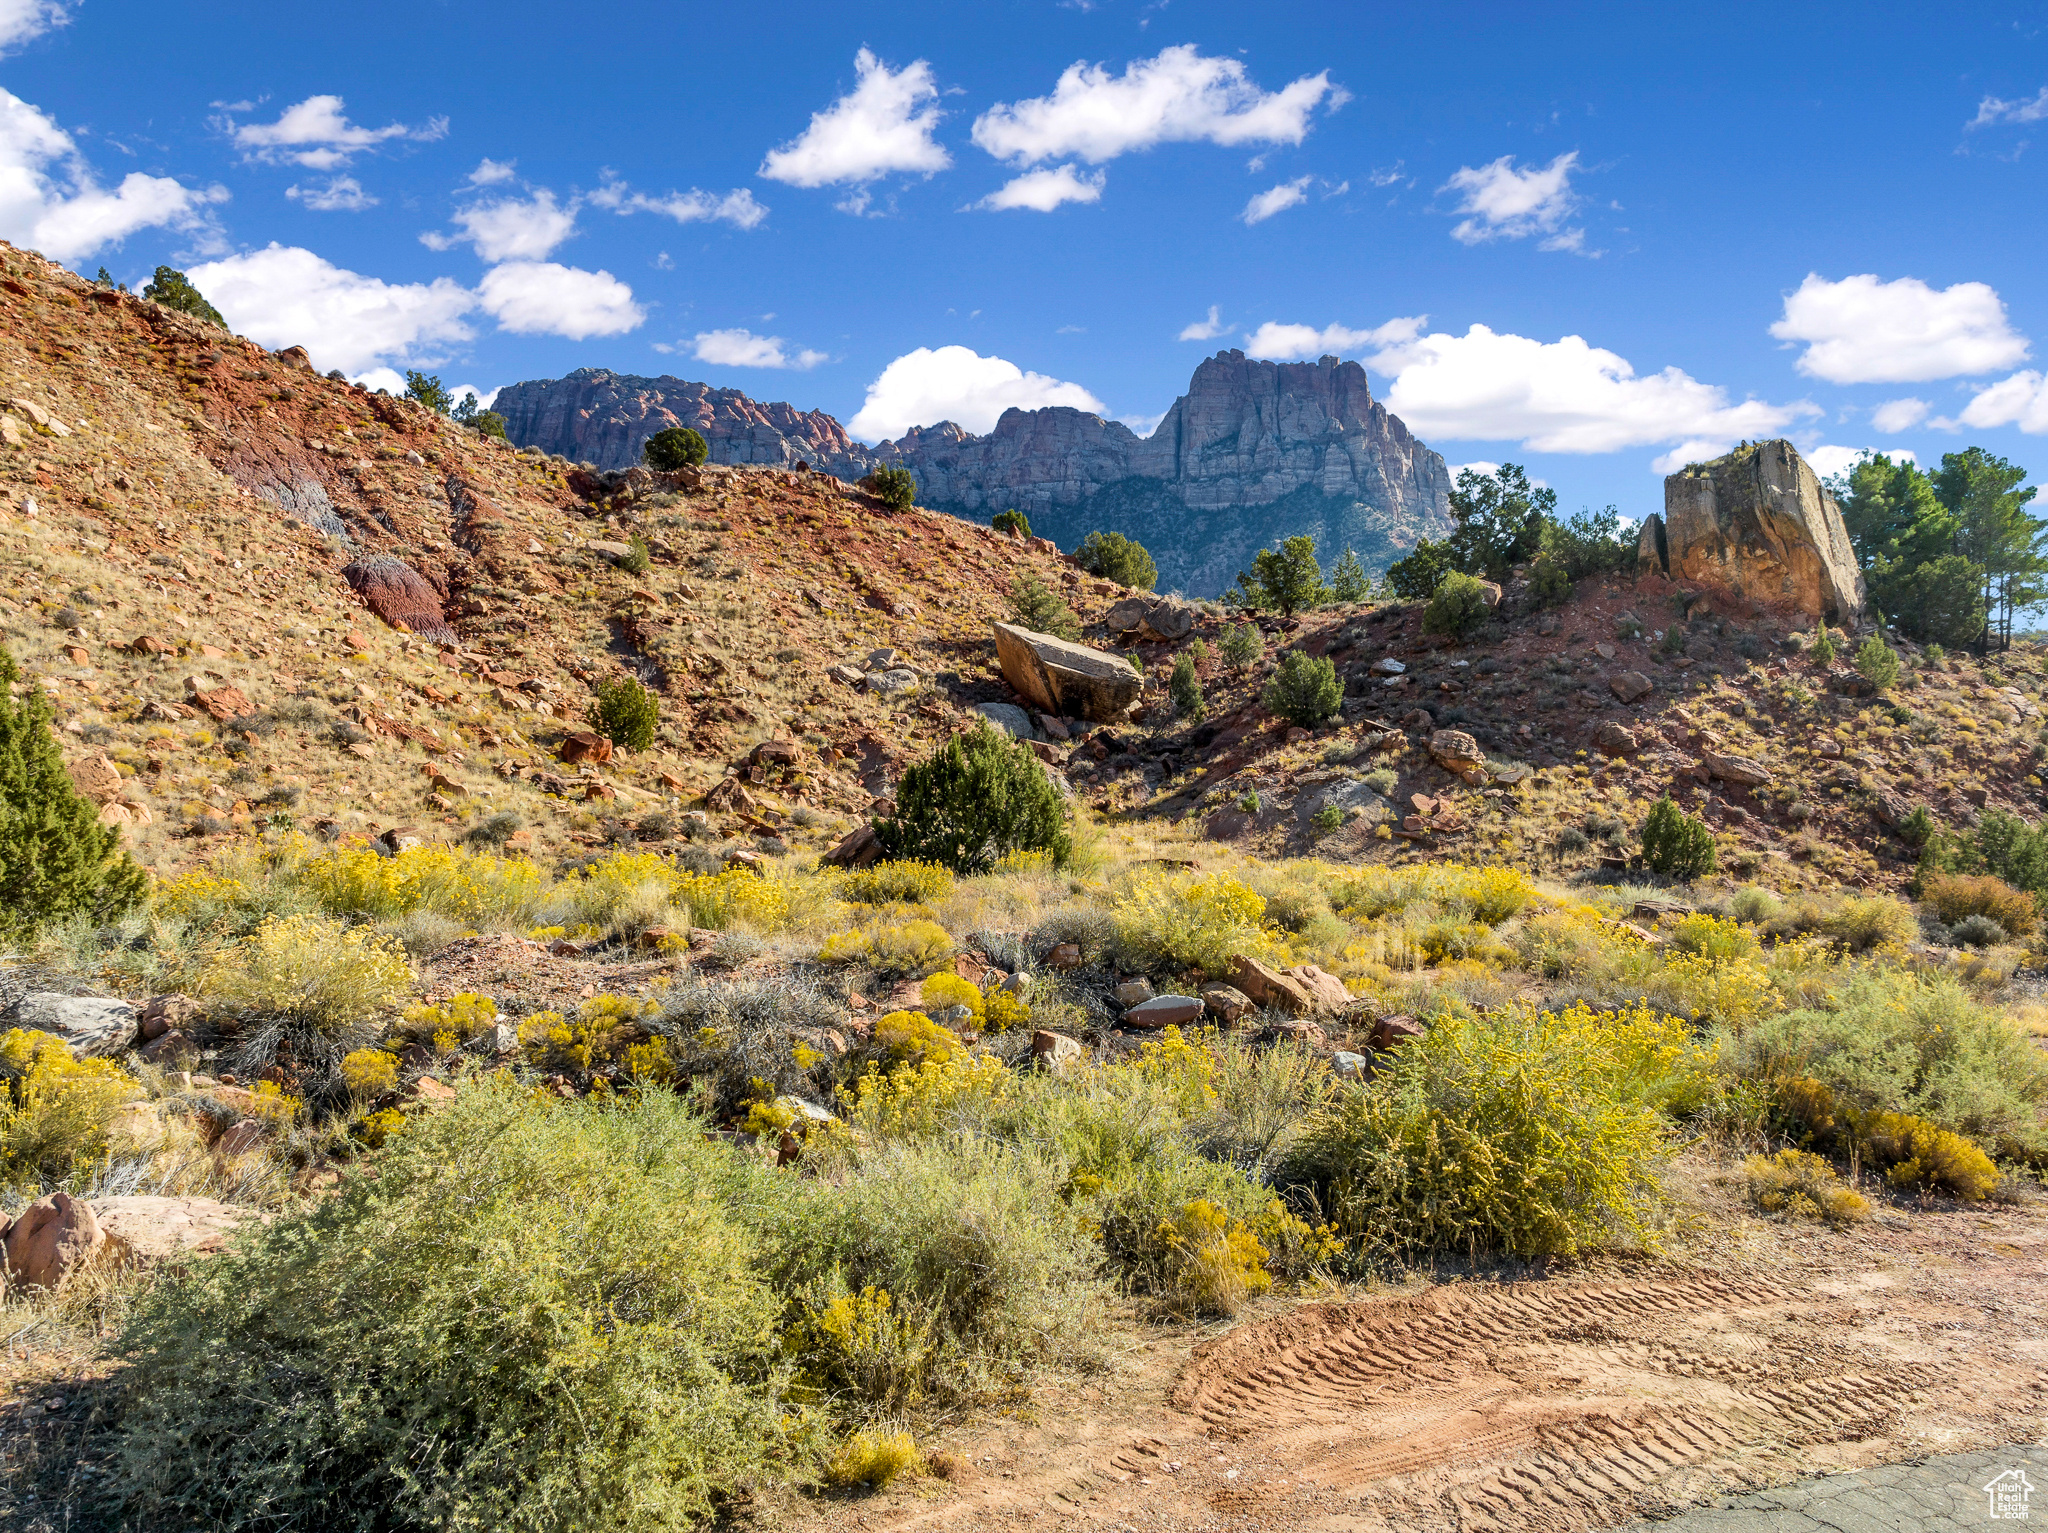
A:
[[492, 352, 1452, 595], [1647, 440, 1866, 622], [490, 369, 878, 479]]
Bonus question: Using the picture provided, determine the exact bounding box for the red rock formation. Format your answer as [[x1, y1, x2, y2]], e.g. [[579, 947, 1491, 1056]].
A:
[[343, 555, 457, 645]]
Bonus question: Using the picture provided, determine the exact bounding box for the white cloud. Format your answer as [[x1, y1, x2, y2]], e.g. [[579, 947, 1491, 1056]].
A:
[[973, 45, 1339, 168], [1770, 273, 2029, 384], [423, 188, 577, 262], [1648, 439, 1737, 475], [1802, 444, 1918, 480], [1241, 176, 1309, 225], [848, 345, 1106, 440], [467, 158, 516, 186], [449, 383, 499, 410], [0, 88, 227, 262], [475, 260, 643, 339], [1242, 315, 1426, 361], [1119, 409, 1167, 437], [1178, 305, 1225, 341], [226, 94, 447, 170], [1871, 397, 1930, 433], [286, 175, 375, 212], [0, 0, 69, 54], [1441, 151, 1581, 246], [975, 164, 1105, 211], [188, 243, 474, 372], [1449, 460, 1501, 480], [351, 366, 407, 395], [1939, 370, 2048, 434], [759, 49, 949, 192], [617, 186, 769, 229], [1369, 322, 1815, 453], [691, 327, 827, 370], [1968, 86, 2048, 129]]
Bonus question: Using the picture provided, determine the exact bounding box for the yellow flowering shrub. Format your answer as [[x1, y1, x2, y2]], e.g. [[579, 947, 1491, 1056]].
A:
[[847, 1051, 1009, 1139], [868, 919, 953, 976], [245, 1079, 301, 1126], [1154, 1199, 1271, 1314], [352, 1107, 406, 1147], [341, 1049, 400, 1096], [842, 859, 954, 907], [1850, 1109, 2001, 1199], [303, 844, 544, 924], [1110, 1025, 1217, 1110], [824, 1430, 922, 1489], [1670, 913, 1761, 963], [1112, 871, 1268, 974], [816, 930, 872, 964], [1513, 903, 1637, 978], [153, 868, 252, 920], [873, 1011, 962, 1065], [918, 972, 983, 1021], [201, 915, 411, 1030], [1649, 952, 1780, 1029], [0, 1029, 141, 1189], [401, 993, 498, 1041], [1331, 863, 1535, 926], [1742, 1149, 1869, 1223], [675, 868, 789, 931], [517, 994, 657, 1075], [981, 989, 1030, 1033]]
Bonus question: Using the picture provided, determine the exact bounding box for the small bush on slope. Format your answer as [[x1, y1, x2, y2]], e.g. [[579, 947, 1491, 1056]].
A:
[[875, 723, 1070, 874], [115, 1081, 801, 1532]]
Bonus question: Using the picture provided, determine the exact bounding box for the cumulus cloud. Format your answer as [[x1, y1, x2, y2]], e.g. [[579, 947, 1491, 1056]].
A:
[[1871, 397, 1930, 433], [594, 183, 769, 229], [225, 94, 447, 170], [848, 345, 1107, 440], [972, 45, 1340, 168], [1241, 176, 1309, 225], [1242, 315, 1426, 361], [1178, 305, 1225, 341], [1937, 371, 2048, 434], [759, 49, 949, 194], [974, 163, 1105, 211], [422, 188, 578, 262], [1769, 272, 2029, 384], [1441, 151, 1582, 247], [187, 243, 474, 373], [1802, 444, 1918, 480], [0, 88, 227, 262], [1968, 86, 2048, 129], [1369, 323, 1815, 454], [286, 175, 375, 212], [351, 366, 407, 395], [0, 0, 69, 54], [475, 260, 643, 339], [691, 327, 827, 370], [467, 158, 517, 186]]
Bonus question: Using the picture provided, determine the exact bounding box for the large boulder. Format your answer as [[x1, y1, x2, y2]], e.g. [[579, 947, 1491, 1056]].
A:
[[1, 1192, 103, 1292], [342, 555, 458, 645], [94, 1196, 258, 1268], [1104, 594, 1195, 642], [1655, 441, 1866, 622], [9, 992, 137, 1056], [1227, 956, 1353, 1017], [992, 622, 1143, 722]]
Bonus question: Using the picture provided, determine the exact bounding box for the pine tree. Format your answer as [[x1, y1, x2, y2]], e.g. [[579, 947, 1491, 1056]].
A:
[[1328, 548, 1372, 603], [140, 266, 225, 328], [874, 723, 1071, 873], [0, 647, 147, 935], [1169, 650, 1205, 721]]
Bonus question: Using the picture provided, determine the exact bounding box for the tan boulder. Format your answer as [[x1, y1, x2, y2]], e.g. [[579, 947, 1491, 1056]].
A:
[[1655, 440, 1866, 622], [557, 731, 613, 765], [1, 1192, 103, 1292], [1031, 1029, 1083, 1072], [1609, 671, 1653, 704], [992, 622, 1142, 722], [1705, 749, 1774, 788], [94, 1196, 257, 1268], [1227, 957, 1351, 1017], [68, 752, 123, 803], [1428, 729, 1488, 783], [1202, 984, 1254, 1022]]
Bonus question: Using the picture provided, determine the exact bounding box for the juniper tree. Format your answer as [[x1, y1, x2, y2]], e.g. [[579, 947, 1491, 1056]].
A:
[[0, 647, 147, 934]]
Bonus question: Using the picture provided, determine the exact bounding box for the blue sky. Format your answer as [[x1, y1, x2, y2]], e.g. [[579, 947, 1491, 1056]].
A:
[[5, 0, 2047, 521]]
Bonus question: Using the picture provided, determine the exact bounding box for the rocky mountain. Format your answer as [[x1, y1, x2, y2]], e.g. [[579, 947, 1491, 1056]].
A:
[[492, 352, 1453, 595]]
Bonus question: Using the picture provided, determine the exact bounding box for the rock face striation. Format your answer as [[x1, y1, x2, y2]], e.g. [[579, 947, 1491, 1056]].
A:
[[492, 353, 1453, 595], [490, 369, 876, 479], [1644, 441, 1866, 622]]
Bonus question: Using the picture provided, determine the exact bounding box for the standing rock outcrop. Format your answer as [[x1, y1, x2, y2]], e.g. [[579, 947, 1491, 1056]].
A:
[[343, 555, 458, 645], [992, 623, 1143, 722], [1650, 441, 1865, 622]]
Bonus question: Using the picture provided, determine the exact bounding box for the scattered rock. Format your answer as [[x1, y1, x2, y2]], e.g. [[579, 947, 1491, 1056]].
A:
[[137, 1029, 192, 1065], [8, 992, 136, 1056], [94, 1196, 258, 1269], [1031, 1029, 1083, 1072], [1401, 708, 1435, 732], [821, 823, 883, 868], [1609, 670, 1653, 704], [1227, 957, 1351, 1018], [1112, 980, 1155, 1007], [1594, 721, 1640, 757], [1370, 1014, 1424, 1051], [127, 633, 176, 655], [1104, 594, 1194, 642], [992, 622, 1143, 722], [1331, 1050, 1372, 1080], [215, 1119, 269, 1156], [412, 1076, 459, 1105], [1656, 440, 1865, 622], [66, 752, 122, 803], [0, 1193, 102, 1293], [1201, 984, 1254, 1022], [1046, 942, 1084, 969], [1262, 1019, 1328, 1051], [557, 732, 614, 765], [1428, 729, 1488, 782], [1704, 749, 1774, 788], [866, 667, 919, 696], [827, 662, 865, 687], [1122, 995, 1204, 1029], [138, 993, 201, 1041], [973, 702, 1039, 740]]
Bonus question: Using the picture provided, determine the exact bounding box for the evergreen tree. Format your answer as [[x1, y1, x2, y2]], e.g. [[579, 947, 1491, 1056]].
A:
[[1385, 537, 1454, 600], [0, 647, 147, 935], [1073, 531, 1157, 590], [404, 372, 455, 414], [1446, 463, 1554, 581], [644, 428, 709, 470], [874, 724, 1071, 873], [1933, 448, 2044, 652], [1328, 548, 1372, 603], [140, 266, 225, 328], [1835, 453, 1986, 648], [1169, 650, 1205, 721], [1234, 535, 1329, 615]]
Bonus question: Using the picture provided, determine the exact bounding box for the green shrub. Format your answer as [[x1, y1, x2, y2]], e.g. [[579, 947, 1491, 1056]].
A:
[[1529, 554, 1572, 607], [1640, 796, 1716, 878], [874, 723, 1071, 874], [589, 674, 660, 752], [1823, 894, 1916, 952], [1922, 872, 2038, 935], [1725, 885, 1783, 924], [1219, 618, 1263, 669], [141, 265, 224, 327], [1261, 650, 1342, 727], [643, 426, 709, 470], [1310, 804, 1344, 834], [1899, 806, 1936, 848], [1810, 628, 1837, 665], [1855, 636, 1900, 691], [618, 535, 653, 576], [864, 465, 918, 512], [1290, 1002, 1705, 1258], [114, 1082, 798, 1530], [1008, 573, 1080, 640], [199, 915, 411, 1031], [1073, 531, 1156, 590], [403, 370, 454, 414], [1233, 535, 1328, 615], [1949, 913, 2007, 947], [992, 509, 1030, 537], [1363, 766, 1397, 797], [1169, 651, 1205, 721], [0, 646, 147, 935], [1422, 570, 1492, 641], [1919, 807, 2048, 897]]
